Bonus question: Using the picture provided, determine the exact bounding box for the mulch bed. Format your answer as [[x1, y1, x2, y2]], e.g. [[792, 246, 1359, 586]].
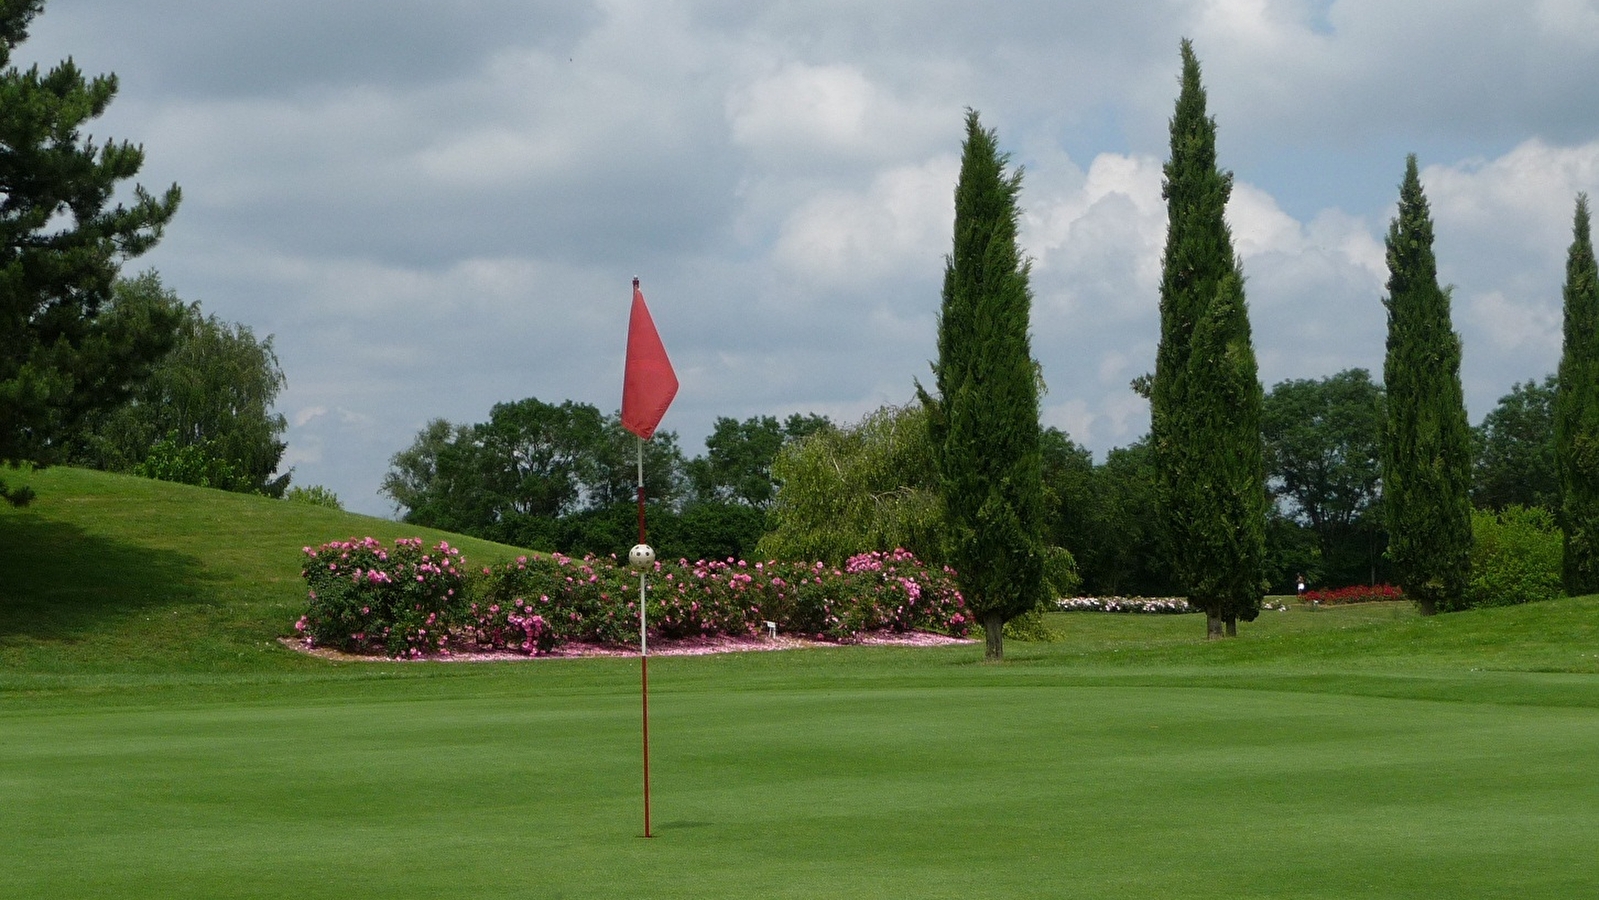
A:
[[280, 630, 974, 663]]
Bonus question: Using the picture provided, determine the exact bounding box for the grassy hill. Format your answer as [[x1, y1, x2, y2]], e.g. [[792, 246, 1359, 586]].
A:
[[0, 465, 529, 680], [4, 466, 1599, 899]]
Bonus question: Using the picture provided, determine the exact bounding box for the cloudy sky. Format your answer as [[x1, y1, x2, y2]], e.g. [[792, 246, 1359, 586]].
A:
[[21, 1, 1599, 516]]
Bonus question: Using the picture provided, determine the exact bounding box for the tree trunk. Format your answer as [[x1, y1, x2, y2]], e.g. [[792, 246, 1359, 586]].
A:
[[982, 613, 1004, 660], [1224, 615, 1237, 637], [1206, 609, 1224, 640], [1416, 595, 1437, 616]]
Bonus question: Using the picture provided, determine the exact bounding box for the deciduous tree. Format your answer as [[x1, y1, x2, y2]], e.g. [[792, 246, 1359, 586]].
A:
[[381, 398, 687, 551], [67, 273, 291, 495], [685, 413, 832, 509], [1474, 375, 1557, 513], [759, 403, 943, 567], [1262, 369, 1386, 587]]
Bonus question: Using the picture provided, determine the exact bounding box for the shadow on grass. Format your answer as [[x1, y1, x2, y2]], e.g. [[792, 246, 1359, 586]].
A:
[[0, 512, 217, 640]]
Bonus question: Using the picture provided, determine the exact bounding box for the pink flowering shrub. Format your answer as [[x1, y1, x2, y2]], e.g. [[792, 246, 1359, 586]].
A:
[[463, 595, 559, 655], [651, 558, 764, 640], [297, 537, 467, 657], [827, 550, 968, 639], [297, 540, 969, 657], [1301, 584, 1404, 606], [473, 549, 970, 650], [470, 552, 636, 649]]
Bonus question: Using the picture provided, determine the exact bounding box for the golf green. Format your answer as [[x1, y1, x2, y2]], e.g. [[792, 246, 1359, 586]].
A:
[[5, 651, 1596, 899]]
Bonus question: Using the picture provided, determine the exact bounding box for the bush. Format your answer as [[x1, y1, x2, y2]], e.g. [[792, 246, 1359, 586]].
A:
[[285, 484, 343, 510], [295, 541, 971, 657], [296, 537, 468, 657], [1000, 608, 1057, 641], [470, 552, 638, 648], [134, 431, 248, 492], [1042, 545, 1082, 599], [1465, 505, 1563, 608]]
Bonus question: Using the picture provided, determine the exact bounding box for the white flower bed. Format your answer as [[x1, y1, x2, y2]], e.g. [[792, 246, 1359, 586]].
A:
[[1055, 597, 1294, 614], [1056, 596, 1193, 614]]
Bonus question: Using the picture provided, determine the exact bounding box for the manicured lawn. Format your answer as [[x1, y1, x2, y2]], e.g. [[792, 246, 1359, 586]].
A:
[[7, 652, 1597, 899], [4, 467, 1598, 898]]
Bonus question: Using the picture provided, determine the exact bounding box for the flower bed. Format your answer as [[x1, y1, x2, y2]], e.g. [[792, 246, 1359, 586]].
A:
[[1055, 596, 1194, 614], [296, 539, 970, 658], [1300, 584, 1404, 606]]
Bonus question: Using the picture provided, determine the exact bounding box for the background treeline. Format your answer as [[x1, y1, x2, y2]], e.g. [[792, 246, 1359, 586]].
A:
[[380, 401, 831, 562], [379, 363, 1563, 596], [57, 272, 296, 499]]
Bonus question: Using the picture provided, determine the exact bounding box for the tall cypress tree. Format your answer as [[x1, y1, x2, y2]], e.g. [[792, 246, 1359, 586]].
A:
[[1556, 194, 1599, 595], [1380, 155, 1473, 615], [1150, 39, 1266, 639], [920, 109, 1044, 661]]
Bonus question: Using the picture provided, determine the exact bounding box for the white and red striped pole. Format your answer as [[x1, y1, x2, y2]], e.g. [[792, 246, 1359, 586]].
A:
[[631, 437, 654, 839], [621, 276, 675, 840]]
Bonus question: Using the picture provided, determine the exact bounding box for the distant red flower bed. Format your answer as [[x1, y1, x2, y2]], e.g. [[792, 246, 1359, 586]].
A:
[[1301, 584, 1404, 605]]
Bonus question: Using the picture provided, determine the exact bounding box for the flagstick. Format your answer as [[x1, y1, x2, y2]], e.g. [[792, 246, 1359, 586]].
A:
[[637, 434, 653, 839], [625, 274, 674, 841]]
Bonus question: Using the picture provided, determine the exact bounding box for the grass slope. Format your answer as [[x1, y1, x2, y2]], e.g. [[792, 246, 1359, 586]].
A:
[[1, 466, 526, 679], [3, 466, 1598, 898]]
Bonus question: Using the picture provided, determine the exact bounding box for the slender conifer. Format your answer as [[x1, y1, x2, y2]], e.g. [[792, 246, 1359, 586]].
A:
[[1150, 40, 1267, 639], [921, 109, 1044, 661], [1380, 155, 1473, 614], [1556, 194, 1599, 595]]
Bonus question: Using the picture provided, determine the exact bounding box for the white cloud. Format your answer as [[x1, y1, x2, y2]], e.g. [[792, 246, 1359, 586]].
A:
[[1424, 139, 1599, 258], [292, 406, 329, 429], [1465, 290, 1563, 357], [1535, 0, 1599, 49], [725, 61, 946, 163], [771, 155, 958, 286], [1027, 152, 1167, 320]]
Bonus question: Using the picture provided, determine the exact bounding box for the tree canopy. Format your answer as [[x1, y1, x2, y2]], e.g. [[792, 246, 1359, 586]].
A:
[[759, 403, 943, 567], [381, 397, 815, 563], [65, 273, 290, 496], [1474, 375, 1558, 514], [382, 397, 685, 538], [685, 413, 832, 509], [0, 0, 182, 504], [1262, 369, 1386, 587]]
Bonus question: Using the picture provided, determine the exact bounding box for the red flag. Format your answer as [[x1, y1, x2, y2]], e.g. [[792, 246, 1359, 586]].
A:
[[622, 278, 678, 440]]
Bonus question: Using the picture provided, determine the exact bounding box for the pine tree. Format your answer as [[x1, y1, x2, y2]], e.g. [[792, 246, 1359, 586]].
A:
[[1555, 194, 1599, 595], [920, 109, 1044, 661], [1380, 155, 1473, 614], [0, 0, 182, 505], [1150, 39, 1267, 639]]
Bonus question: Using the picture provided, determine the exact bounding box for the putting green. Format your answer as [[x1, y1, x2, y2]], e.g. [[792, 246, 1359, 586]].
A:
[[5, 652, 1596, 899]]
